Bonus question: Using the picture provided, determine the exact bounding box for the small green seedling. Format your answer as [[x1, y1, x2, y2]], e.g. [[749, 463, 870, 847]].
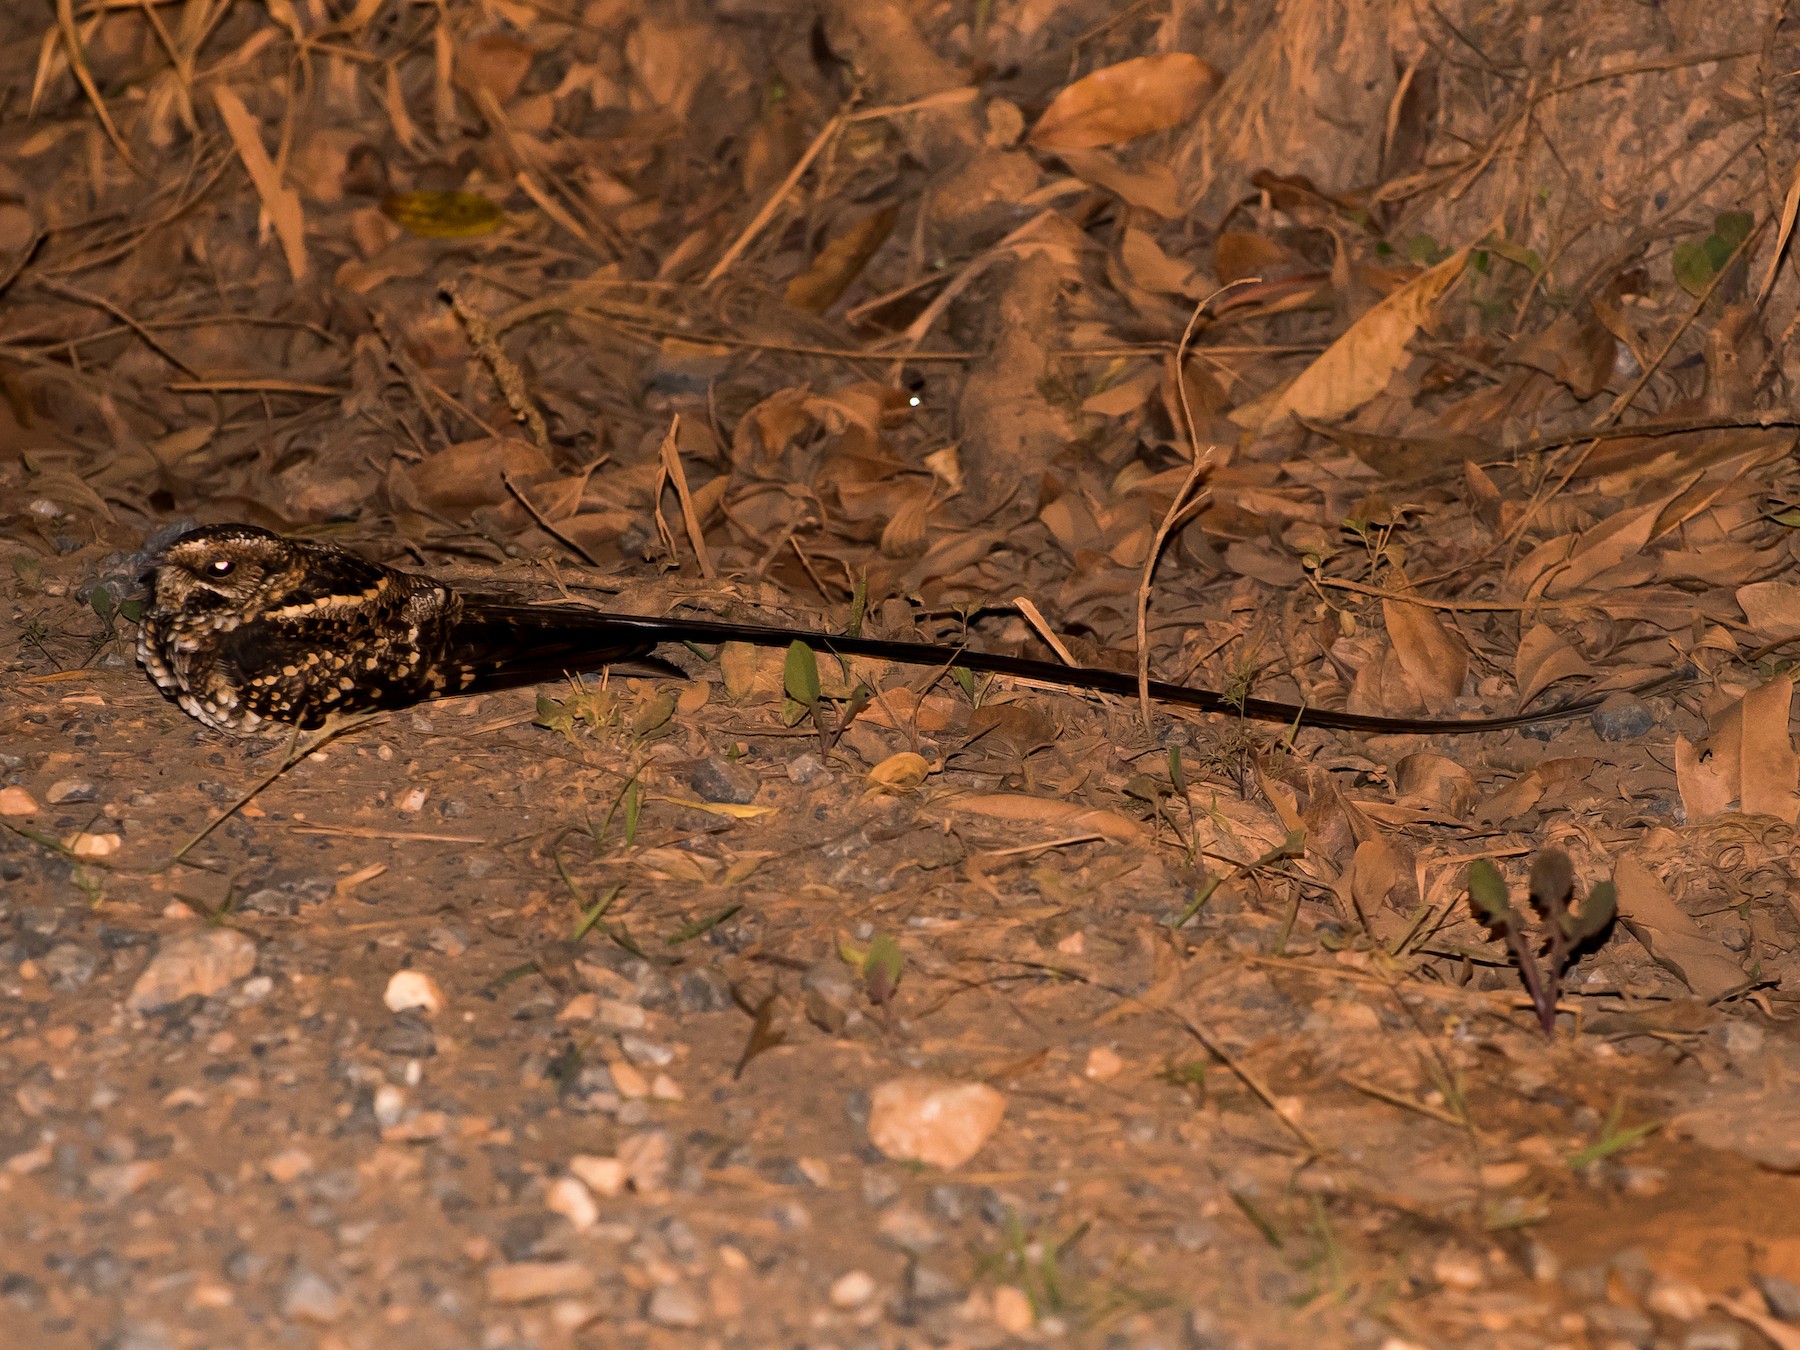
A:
[[1468, 850, 1615, 1037]]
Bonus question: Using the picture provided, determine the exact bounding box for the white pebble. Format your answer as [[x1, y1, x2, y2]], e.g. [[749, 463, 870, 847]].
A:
[[383, 970, 444, 1016], [829, 1269, 876, 1307], [547, 1176, 599, 1231]]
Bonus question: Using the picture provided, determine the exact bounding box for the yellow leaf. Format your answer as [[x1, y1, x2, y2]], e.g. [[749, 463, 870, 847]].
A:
[[866, 752, 931, 793], [657, 796, 779, 820], [381, 190, 507, 238]]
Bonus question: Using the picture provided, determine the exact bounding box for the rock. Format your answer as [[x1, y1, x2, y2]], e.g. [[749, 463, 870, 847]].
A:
[[0, 786, 38, 816], [546, 1176, 599, 1231], [675, 966, 732, 1013], [993, 1283, 1033, 1335], [867, 1076, 1006, 1169], [687, 756, 759, 804], [1084, 1046, 1123, 1081], [42, 943, 100, 991], [382, 969, 444, 1016], [646, 1282, 704, 1327], [786, 752, 827, 784], [1590, 694, 1654, 742], [568, 1155, 627, 1197], [127, 930, 257, 1012], [619, 1129, 672, 1194], [829, 1269, 877, 1307], [71, 832, 121, 858], [46, 778, 96, 804], [486, 1261, 596, 1304], [802, 960, 858, 1033], [107, 1322, 174, 1350], [278, 1269, 343, 1324], [1760, 1272, 1800, 1320], [375, 1013, 436, 1057]]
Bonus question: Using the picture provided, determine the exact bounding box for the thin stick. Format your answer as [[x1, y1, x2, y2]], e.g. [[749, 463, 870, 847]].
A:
[[704, 107, 848, 286], [502, 471, 606, 568], [657, 414, 717, 578], [1011, 596, 1079, 666], [161, 715, 378, 868], [1135, 284, 1250, 729]]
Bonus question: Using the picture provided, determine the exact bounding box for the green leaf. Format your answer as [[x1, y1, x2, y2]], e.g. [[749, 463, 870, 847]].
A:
[[381, 190, 505, 238], [783, 640, 821, 706], [89, 586, 113, 621], [118, 598, 145, 623], [1712, 210, 1754, 254], [628, 688, 677, 737], [1566, 880, 1617, 944], [1168, 745, 1187, 796], [1672, 239, 1714, 296], [572, 883, 622, 943], [1468, 859, 1517, 928], [667, 903, 743, 946], [622, 780, 642, 846]]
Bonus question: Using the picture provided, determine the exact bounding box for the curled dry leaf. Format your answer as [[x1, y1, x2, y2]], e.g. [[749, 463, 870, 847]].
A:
[[1381, 597, 1467, 712], [1673, 677, 1800, 824], [1737, 580, 1800, 640], [866, 751, 931, 794], [1029, 53, 1219, 151], [1393, 753, 1477, 816], [404, 437, 551, 514], [1513, 622, 1594, 709], [938, 794, 1145, 844], [1612, 856, 1746, 1000], [1232, 248, 1468, 429]]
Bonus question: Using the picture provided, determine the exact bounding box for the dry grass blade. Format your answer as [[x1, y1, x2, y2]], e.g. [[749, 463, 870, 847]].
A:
[[658, 415, 716, 579]]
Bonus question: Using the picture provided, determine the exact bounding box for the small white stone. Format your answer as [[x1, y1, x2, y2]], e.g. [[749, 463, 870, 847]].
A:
[[829, 1269, 876, 1307], [397, 787, 428, 813], [993, 1284, 1033, 1334], [373, 1084, 406, 1127], [0, 786, 38, 816], [127, 930, 257, 1012], [568, 1155, 627, 1197], [547, 1176, 599, 1232], [1084, 1046, 1123, 1081], [70, 832, 121, 858], [383, 969, 444, 1016]]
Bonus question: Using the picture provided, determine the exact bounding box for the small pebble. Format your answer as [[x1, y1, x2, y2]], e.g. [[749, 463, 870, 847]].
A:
[[829, 1269, 876, 1307], [383, 969, 445, 1016], [786, 752, 827, 784], [1084, 1046, 1123, 1081], [568, 1155, 627, 1198], [71, 832, 121, 858], [866, 1076, 1006, 1170], [546, 1176, 599, 1232], [278, 1269, 343, 1324], [688, 756, 759, 804], [0, 786, 38, 816], [646, 1282, 704, 1327], [46, 779, 96, 804], [1590, 694, 1654, 741], [127, 930, 257, 1012], [264, 1149, 313, 1184], [993, 1284, 1033, 1334], [486, 1261, 595, 1304], [397, 788, 428, 813]]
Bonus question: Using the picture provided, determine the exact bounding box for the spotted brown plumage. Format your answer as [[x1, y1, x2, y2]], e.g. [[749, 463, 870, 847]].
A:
[[139, 523, 1666, 737], [137, 524, 659, 732]]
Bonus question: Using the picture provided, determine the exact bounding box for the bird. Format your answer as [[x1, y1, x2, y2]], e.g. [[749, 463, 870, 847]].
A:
[[138, 522, 1642, 736]]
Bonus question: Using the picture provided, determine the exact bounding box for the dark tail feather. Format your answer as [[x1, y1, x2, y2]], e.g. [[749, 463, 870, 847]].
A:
[[440, 604, 681, 697], [449, 600, 1654, 735]]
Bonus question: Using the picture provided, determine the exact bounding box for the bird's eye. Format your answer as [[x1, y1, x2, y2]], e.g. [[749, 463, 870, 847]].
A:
[[207, 558, 235, 577]]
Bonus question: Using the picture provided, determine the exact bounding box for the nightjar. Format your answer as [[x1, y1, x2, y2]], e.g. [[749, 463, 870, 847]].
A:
[[137, 524, 659, 733], [137, 524, 1633, 737]]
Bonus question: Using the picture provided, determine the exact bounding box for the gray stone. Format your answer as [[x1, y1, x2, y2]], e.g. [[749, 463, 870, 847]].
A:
[[688, 756, 759, 805], [46, 779, 96, 804], [279, 1268, 343, 1324], [1590, 695, 1654, 742], [675, 966, 732, 1013], [42, 943, 100, 991]]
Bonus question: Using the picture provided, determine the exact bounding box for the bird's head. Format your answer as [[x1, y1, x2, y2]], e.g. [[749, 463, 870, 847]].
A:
[[146, 524, 304, 617]]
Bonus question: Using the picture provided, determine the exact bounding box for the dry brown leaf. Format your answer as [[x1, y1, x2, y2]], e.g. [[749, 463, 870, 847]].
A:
[[1052, 147, 1181, 217], [1674, 678, 1800, 824], [1393, 753, 1477, 816], [1030, 54, 1218, 151], [405, 438, 551, 514], [1381, 598, 1467, 712], [939, 795, 1145, 844], [785, 206, 898, 314], [1613, 856, 1746, 1000], [1233, 248, 1468, 429], [1513, 623, 1593, 709], [1543, 500, 1660, 595], [1737, 580, 1800, 640], [1502, 306, 1617, 400], [213, 86, 308, 281]]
